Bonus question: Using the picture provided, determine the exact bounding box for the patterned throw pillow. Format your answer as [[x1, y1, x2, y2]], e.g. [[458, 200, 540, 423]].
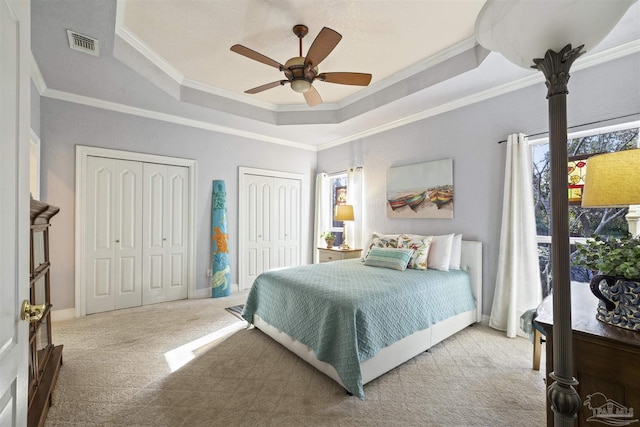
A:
[[364, 232, 399, 258], [364, 247, 414, 271], [397, 234, 433, 270]]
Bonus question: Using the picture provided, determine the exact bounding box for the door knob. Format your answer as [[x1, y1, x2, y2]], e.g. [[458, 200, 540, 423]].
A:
[[21, 300, 47, 323]]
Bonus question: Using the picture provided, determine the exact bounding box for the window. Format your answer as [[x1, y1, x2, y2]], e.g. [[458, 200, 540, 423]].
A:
[[531, 123, 639, 296], [329, 174, 347, 246]]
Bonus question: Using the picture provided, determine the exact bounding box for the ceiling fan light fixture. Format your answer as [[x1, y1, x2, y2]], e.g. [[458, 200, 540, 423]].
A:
[[291, 79, 311, 93], [231, 24, 371, 106]]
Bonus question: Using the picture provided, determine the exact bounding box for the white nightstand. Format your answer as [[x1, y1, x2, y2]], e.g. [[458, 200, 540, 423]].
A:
[[317, 247, 363, 263]]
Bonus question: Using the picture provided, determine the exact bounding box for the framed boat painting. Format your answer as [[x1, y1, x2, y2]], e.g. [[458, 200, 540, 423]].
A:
[[386, 158, 453, 219]]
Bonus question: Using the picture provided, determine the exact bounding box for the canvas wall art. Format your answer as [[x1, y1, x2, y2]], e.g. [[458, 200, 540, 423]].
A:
[[386, 158, 453, 219]]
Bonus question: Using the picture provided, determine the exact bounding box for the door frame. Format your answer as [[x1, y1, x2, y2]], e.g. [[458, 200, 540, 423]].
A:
[[238, 167, 305, 291], [0, 0, 30, 423], [75, 145, 197, 317]]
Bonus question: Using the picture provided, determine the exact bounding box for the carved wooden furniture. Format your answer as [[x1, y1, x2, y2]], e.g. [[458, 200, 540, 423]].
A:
[[28, 199, 63, 427], [535, 282, 640, 426]]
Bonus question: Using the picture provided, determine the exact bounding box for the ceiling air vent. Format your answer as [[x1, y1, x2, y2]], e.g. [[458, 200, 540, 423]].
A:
[[66, 29, 99, 57]]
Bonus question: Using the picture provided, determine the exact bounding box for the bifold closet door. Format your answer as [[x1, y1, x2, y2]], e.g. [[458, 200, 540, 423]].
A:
[[274, 177, 301, 269], [142, 163, 189, 305], [243, 174, 301, 288], [86, 157, 143, 314]]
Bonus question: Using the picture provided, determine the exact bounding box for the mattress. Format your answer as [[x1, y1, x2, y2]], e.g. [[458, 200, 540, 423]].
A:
[[242, 259, 476, 398]]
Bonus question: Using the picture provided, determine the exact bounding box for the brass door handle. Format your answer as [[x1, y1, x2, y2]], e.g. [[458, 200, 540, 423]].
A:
[[21, 300, 46, 323]]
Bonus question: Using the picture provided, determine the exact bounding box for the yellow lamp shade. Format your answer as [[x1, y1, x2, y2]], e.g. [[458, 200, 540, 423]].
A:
[[334, 204, 354, 221], [581, 149, 640, 207]]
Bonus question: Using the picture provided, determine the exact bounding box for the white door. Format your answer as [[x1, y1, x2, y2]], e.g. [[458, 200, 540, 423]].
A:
[[85, 157, 143, 314], [142, 163, 189, 305], [0, 0, 30, 424], [244, 175, 272, 287], [273, 178, 301, 268], [239, 169, 303, 289]]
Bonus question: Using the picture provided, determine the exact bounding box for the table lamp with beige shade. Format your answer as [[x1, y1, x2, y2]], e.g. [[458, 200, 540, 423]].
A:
[[334, 204, 354, 250], [582, 149, 640, 235]]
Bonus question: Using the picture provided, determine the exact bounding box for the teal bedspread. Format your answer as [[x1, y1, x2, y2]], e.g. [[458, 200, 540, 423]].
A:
[[241, 259, 476, 399]]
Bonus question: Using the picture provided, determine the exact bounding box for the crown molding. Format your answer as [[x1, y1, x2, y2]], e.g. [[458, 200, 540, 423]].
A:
[[317, 40, 640, 150], [30, 52, 47, 95], [33, 35, 638, 153], [115, 24, 185, 84], [41, 88, 316, 151]]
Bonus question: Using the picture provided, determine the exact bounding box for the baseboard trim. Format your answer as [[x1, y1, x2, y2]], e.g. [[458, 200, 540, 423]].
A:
[[194, 284, 241, 299], [51, 308, 76, 322], [53, 288, 242, 319]]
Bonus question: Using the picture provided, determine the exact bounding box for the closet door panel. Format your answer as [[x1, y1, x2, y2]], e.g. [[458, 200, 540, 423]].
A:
[[114, 161, 143, 309], [143, 164, 167, 304], [165, 166, 188, 300], [274, 177, 301, 268], [92, 259, 111, 297], [93, 166, 113, 251], [143, 164, 189, 303], [86, 158, 116, 314], [86, 157, 143, 313], [243, 177, 273, 287]]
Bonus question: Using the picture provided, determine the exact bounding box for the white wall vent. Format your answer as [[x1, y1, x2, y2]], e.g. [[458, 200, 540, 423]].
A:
[[66, 30, 99, 57]]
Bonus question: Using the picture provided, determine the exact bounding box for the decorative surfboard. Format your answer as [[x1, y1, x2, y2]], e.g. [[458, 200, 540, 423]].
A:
[[211, 180, 230, 297]]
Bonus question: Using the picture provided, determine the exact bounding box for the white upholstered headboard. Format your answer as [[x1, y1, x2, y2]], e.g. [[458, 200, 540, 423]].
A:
[[460, 240, 483, 323]]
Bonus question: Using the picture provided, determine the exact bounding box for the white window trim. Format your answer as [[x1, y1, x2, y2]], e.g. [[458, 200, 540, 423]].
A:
[[530, 120, 640, 237]]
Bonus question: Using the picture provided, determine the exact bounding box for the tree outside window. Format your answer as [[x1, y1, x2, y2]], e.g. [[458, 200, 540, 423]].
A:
[[532, 126, 639, 297]]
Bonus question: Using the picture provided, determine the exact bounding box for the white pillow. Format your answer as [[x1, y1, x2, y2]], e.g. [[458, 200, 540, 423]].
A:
[[449, 234, 463, 270], [427, 234, 455, 271]]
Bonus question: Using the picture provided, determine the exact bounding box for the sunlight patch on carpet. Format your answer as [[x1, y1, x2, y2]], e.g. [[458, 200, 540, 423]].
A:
[[164, 321, 245, 372]]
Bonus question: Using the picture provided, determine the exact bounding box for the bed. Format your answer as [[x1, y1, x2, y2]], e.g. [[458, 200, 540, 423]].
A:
[[241, 240, 482, 399]]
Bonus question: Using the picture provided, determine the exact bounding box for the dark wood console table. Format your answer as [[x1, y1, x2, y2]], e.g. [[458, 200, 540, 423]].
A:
[[535, 282, 640, 426]]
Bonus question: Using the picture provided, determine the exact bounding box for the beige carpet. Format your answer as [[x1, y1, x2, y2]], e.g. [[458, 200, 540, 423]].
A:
[[46, 292, 547, 426]]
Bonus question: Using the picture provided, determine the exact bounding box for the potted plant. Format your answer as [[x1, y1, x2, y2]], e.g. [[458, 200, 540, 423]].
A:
[[574, 233, 640, 331], [320, 231, 336, 248]]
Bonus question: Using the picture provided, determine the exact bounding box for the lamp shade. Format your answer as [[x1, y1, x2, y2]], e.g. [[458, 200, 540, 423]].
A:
[[334, 204, 354, 221], [474, 0, 635, 69], [582, 149, 640, 207]]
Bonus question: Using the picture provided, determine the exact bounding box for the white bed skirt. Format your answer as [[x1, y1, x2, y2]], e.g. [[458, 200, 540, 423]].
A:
[[252, 240, 483, 394]]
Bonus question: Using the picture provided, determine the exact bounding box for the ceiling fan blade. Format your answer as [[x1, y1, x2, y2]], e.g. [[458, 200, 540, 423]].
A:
[[304, 27, 342, 68], [318, 72, 372, 86], [230, 44, 284, 70], [303, 85, 322, 107], [245, 80, 288, 94]]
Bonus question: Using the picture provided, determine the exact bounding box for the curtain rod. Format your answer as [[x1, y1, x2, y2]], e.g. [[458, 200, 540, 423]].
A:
[[497, 113, 640, 144]]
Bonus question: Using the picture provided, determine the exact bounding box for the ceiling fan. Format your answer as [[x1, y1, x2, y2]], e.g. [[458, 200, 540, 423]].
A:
[[230, 25, 372, 107]]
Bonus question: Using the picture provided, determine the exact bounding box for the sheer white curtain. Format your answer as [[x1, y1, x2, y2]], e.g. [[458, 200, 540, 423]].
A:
[[313, 173, 330, 263], [490, 133, 542, 338], [347, 167, 365, 250]]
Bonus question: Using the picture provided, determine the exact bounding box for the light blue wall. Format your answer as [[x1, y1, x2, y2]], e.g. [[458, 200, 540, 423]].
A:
[[317, 53, 640, 315], [40, 99, 316, 310], [39, 53, 639, 314]]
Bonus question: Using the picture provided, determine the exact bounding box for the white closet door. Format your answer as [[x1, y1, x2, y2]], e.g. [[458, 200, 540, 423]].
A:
[[86, 157, 142, 314], [241, 172, 302, 289], [274, 177, 301, 268], [142, 163, 189, 305], [244, 176, 273, 288]]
